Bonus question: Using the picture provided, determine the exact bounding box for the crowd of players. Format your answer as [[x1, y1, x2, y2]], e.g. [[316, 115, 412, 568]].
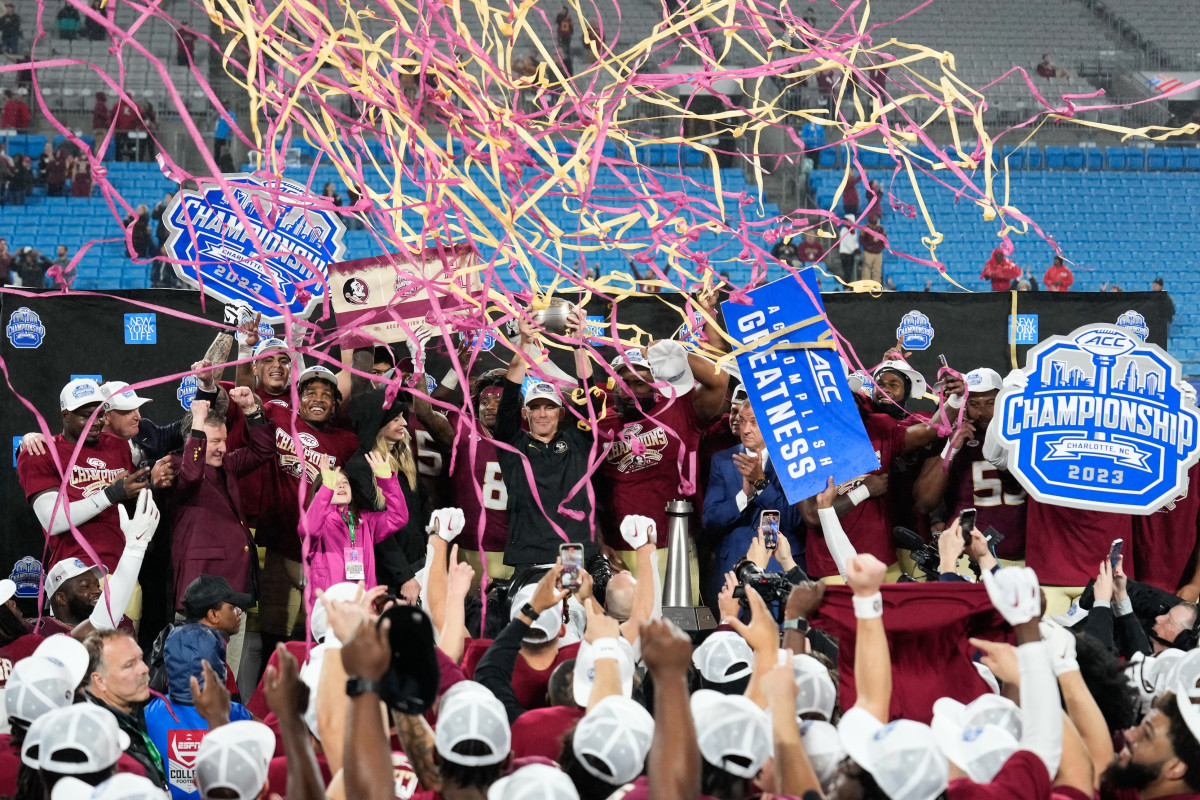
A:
[[3, 294, 1200, 800]]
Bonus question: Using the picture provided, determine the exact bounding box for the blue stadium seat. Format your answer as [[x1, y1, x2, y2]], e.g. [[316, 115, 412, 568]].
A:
[[1185, 148, 1200, 171], [1125, 147, 1145, 170], [643, 143, 664, 166], [1062, 147, 1085, 169], [1026, 146, 1043, 169], [660, 146, 680, 167], [684, 147, 704, 167], [1044, 146, 1065, 169], [1105, 147, 1125, 169], [1147, 148, 1167, 171], [859, 149, 883, 168], [1166, 148, 1186, 171], [1002, 145, 1025, 169], [818, 147, 838, 168]]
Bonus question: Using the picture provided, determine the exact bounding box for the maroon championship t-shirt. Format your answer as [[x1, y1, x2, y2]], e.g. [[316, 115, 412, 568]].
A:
[[0, 633, 44, 687], [948, 440, 1028, 561], [218, 381, 292, 520], [461, 640, 580, 711], [1026, 498, 1133, 587], [256, 406, 358, 561], [510, 705, 585, 761], [17, 432, 135, 573], [451, 429, 509, 552], [1133, 462, 1200, 593], [805, 413, 907, 578], [597, 394, 705, 549], [947, 750, 1051, 799]]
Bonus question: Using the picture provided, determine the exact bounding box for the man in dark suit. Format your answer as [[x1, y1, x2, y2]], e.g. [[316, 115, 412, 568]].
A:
[[702, 400, 803, 602]]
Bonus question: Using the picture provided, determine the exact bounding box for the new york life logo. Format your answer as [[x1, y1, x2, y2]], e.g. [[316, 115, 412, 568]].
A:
[[124, 313, 157, 344], [896, 310, 934, 350], [995, 324, 1200, 513], [6, 307, 45, 349]]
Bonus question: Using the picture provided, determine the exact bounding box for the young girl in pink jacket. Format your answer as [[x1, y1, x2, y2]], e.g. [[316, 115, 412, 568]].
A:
[[303, 451, 409, 596]]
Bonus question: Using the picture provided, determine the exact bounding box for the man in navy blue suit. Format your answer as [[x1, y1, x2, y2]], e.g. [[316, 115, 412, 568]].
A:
[[703, 400, 803, 602]]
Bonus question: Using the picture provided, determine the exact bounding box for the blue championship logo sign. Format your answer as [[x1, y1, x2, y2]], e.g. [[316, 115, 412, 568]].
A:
[[995, 323, 1200, 514], [896, 310, 935, 350], [163, 175, 347, 322]]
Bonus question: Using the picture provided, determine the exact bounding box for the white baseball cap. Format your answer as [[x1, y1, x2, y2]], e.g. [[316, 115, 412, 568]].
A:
[[691, 632, 753, 685], [611, 349, 651, 377], [5, 656, 78, 729], [194, 720, 276, 800], [931, 695, 1023, 783], [35, 704, 131, 774], [1167, 650, 1200, 704], [297, 365, 339, 391], [571, 695, 654, 786], [60, 379, 106, 412], [523, 381, 563, 408], [508, 583, 563, 644], [872, 359, 928, 400], [35, 634, 91, 687], [1127, 650, 1186, 715], [44, 559, 104, 608], [573, 637, 636, 707], [433, 682, 511, 767], [793, 653, 837, 721], [253, 337, 288, 357], [309, 581, 362, 645], [488, 763, 579, 800], [838, 707, 948, 800], [646, 340, 694, 397], [799, 720, 844, 795], [730, 383, 748, 406], [0, 578, 15, 607], [931, 694, 1022, 742], [52, 774, 167, 800], [964, 368, 1003, 394], [690, 689, 772, 779], [100, 381, 152, 412]]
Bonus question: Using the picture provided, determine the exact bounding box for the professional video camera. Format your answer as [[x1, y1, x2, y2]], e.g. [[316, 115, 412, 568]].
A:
[[731, 558, 796, 608]]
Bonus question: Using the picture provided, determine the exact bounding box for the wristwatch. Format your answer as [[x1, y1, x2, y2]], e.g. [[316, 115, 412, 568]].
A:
[[752, 477, 769, 492], [345, 677, 382, 698], [520, 602, 539, 621], [783, 617, 809, 634]]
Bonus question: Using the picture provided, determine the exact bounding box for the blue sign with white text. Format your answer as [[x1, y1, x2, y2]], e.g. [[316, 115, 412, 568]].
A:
[[163, 175, 346, 322], [721, 271, 879, 504], [995, 324, 1200, 513], [124, 313, 157, 344], [1008, 314, 1039, 345]]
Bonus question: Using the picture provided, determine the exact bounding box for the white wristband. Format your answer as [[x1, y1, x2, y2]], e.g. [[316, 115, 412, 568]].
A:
[[238, 340, 254, 361], [946, 393, 963, 409], [440, 370, 460, 391], [853, 592, 883, 619], [940, 438, 961, 461], [848, 484, 870, 507]]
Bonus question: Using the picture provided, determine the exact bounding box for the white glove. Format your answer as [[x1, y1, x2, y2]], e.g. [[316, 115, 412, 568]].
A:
[[619, 515, 656, 549], [1039, 620, 1080, 676], [980, 566, 1042, 626], [426, 508, 465, 543], [1002, 369, 1028, 390], [118, 489, 160, 554]]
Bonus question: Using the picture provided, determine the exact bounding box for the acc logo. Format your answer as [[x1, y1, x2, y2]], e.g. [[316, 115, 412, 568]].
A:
[[124, 313, 157, 345], [298, 432, 320, 449], [1116, 310, 1150, 342], [86, 458, 105, 469], [995, 323, 1200, 514], [6, 307, 45, 349], [896, 310, 935, 350], [343, 278, 369, 306], [177, 375, 198, 410]]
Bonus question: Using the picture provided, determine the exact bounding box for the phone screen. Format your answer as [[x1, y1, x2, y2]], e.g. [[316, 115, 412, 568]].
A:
[[959, 508, 976, 547], [760, 510, 780, 550], [560, 544, 584, 589]]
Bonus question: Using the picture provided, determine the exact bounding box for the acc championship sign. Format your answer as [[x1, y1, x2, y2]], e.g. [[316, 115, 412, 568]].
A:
[[163, 175, 347, 322], [721, 271, 879, 504], [995, 323, 1200, 514]]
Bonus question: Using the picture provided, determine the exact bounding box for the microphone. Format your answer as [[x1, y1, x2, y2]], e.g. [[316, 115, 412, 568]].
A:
[[893, 526, 927, 552]]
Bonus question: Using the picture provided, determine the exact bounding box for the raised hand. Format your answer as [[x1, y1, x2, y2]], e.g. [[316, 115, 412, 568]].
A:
[[118, 488, 160, 552]]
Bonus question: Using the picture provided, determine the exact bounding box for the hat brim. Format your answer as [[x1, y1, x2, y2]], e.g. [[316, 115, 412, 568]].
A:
[[106, 397, 152, 411], [837, 706, 886, 773], [227, 591, 254, 611], [34, 635, 90, 687], [0, 579, 16, 607]]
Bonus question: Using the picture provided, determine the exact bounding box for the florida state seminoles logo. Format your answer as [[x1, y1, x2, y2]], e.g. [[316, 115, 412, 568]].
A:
[[343, 278, 370, 305]]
